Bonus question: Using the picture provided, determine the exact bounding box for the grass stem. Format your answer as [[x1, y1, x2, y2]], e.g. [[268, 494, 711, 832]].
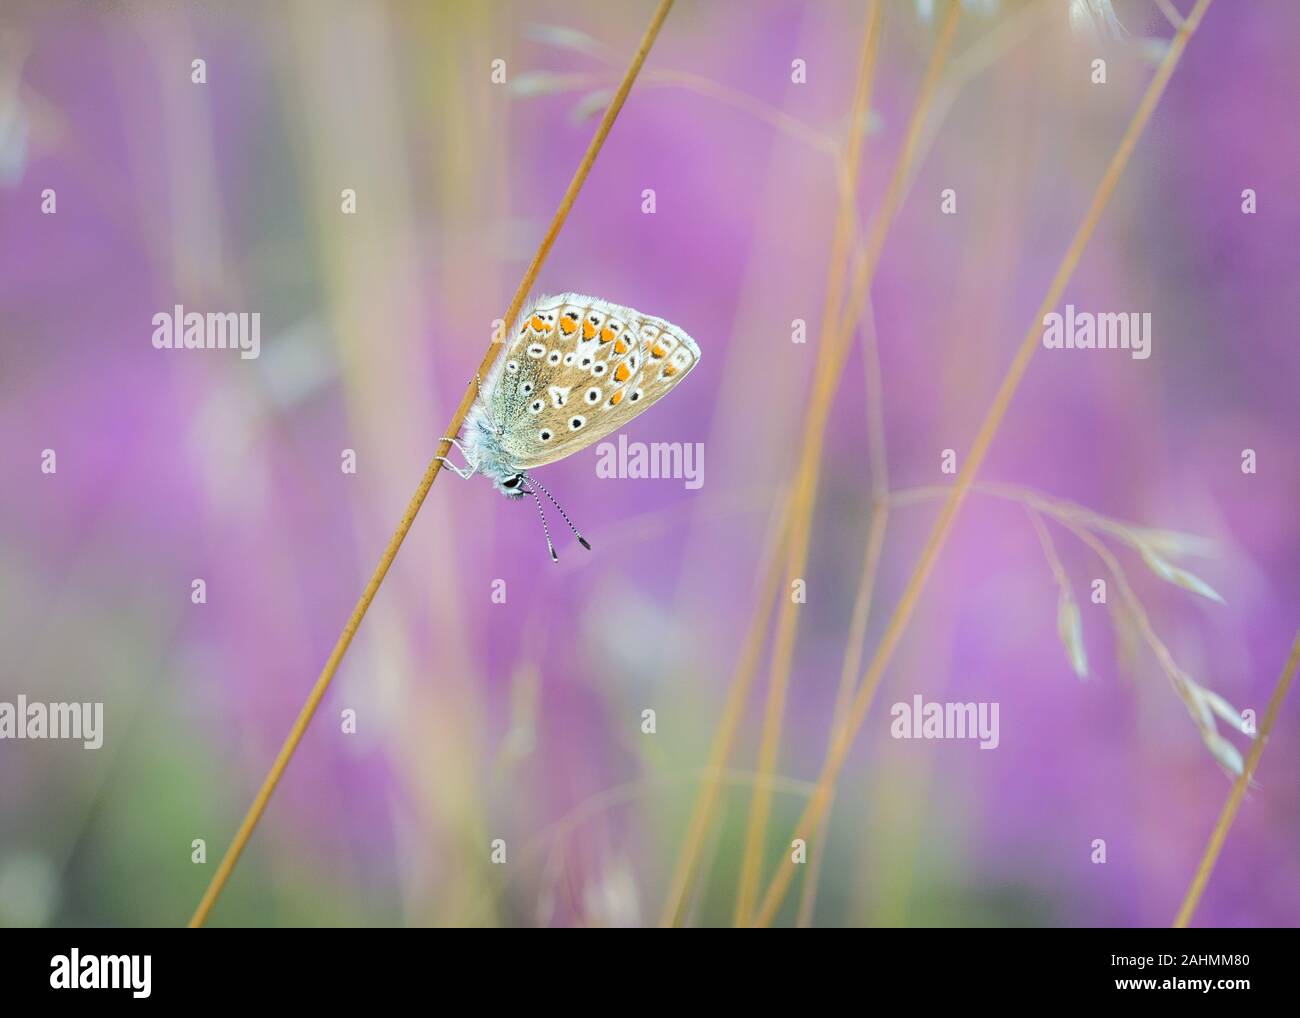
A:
[[731, 0, 888, 926], [749, 0, 1217, 928], [797, 297, 890, 926], [1173, 630, 1300, 927], [188, 0, 677, 928]]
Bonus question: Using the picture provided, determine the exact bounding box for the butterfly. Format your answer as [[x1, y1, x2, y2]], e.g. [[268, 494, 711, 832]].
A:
[[439, 293, 701, 560]]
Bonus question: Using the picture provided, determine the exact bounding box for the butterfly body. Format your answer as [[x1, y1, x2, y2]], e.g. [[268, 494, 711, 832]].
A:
[[449, 293, 701, 557], [461, 410, 529, 499]]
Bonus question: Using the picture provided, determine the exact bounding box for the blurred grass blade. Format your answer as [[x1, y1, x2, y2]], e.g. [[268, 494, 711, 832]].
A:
[[1198, 686, 1251, 735], [852, 108, 885, 136], [1202, 731, 1245, 777], [509, 71, 576, 98], [1138, 545, 1225, 604], [1138, 37, 1172, 63], [571, 88, 615, 123], [1125, 525, 1216, 559], [1057, 591, 1089, 679], [528, 24, 605, 57]]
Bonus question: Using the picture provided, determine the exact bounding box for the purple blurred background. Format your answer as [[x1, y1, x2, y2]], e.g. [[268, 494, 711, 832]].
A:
[[1, 0, 1297, 927]]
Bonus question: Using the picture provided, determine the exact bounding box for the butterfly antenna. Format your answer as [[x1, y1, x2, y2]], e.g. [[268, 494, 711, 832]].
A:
[[525, 475, 592, 551], [521, 484, 558, 562]]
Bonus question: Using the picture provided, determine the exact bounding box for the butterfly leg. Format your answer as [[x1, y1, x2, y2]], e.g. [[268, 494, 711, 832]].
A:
[[439, 436, 473, 459], [435, 437, 478, 479], [435, 456, 476, 480]]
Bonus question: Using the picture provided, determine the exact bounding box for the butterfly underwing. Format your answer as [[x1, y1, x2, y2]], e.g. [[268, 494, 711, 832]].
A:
[[442, 293, 701, 557]]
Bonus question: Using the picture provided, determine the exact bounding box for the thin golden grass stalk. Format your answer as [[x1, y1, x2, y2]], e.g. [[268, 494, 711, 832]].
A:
[[794, 503, 888, 924], [659, 4, 888, 929], [188, 0, 677, 928], [829, 2, 961, 386], [680, 787, 729, 927], [796, 297, 890, 927], [1174, 630, 1300, 927], [650, 476, 792, 928], [795, 4, 1042, 925], [653, 54, 888, 935], [734, 0, 959, 926], [750, 0, 1217, 928], [656, 502, 791, 925], [858, 296, 891, 501], [731, 0, 889, 925]]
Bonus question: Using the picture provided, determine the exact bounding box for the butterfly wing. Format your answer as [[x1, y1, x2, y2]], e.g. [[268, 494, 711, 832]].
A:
[[488, 293, 700, 470]]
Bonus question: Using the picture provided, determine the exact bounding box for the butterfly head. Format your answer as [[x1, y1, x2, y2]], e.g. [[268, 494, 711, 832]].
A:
[[497, 472, 527, 500]]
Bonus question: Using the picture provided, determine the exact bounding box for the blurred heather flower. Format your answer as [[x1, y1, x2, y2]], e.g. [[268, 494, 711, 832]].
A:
[[915, 0, 1127, 40], [582, 854, 642, 928], [916, 0, 1000, 21], [0, 29, 31, 186], [0, 852, 60, 926], [0, 102, 28, 186], [1069, 0, 1127, 39]]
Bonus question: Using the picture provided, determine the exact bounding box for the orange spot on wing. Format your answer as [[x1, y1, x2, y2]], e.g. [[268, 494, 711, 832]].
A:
[[601, 325, 617, 343], [583, 320, 597, 340], [650, 344, 667, 359], [663, 364, 677, 377], [560, 317, 577, 335], [609, 389, 624, 406], [530, 315, 546, 331], [615, 362, 631, 382], [614, 338, 629, 354]]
